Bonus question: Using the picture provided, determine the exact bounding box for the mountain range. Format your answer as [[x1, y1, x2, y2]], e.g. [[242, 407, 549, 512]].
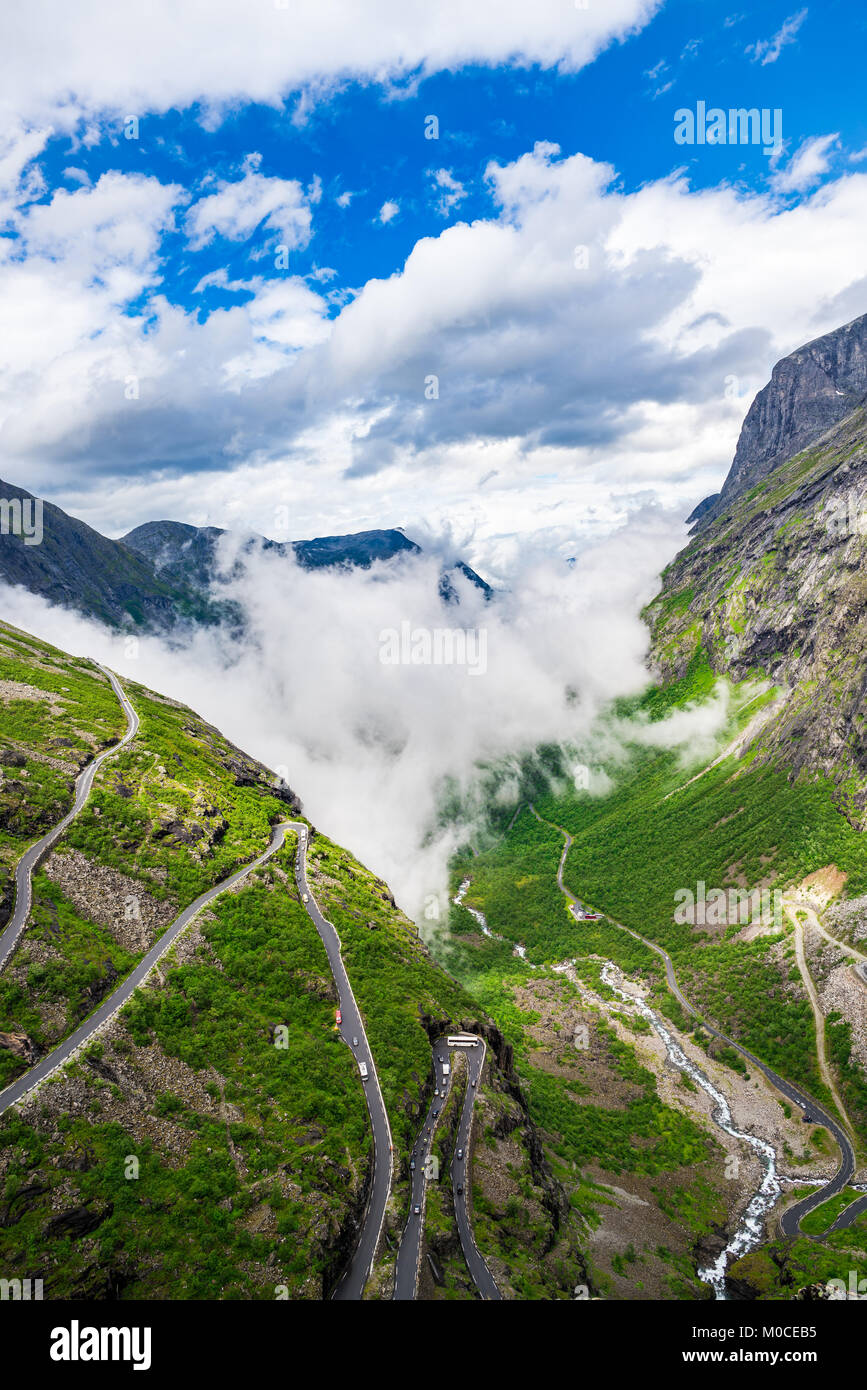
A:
[[0, 484, 491, 632]]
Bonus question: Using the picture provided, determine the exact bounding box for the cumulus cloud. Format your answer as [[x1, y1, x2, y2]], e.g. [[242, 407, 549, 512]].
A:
[[0, 503, 730, 919], [0, 1, 663, 130], [377, 200, 400, 225], [3, 133, 867, 557], [184, 161, 314, 252]]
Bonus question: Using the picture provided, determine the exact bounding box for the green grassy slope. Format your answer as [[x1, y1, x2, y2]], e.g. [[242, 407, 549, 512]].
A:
[[0, 621, 501, 1299]]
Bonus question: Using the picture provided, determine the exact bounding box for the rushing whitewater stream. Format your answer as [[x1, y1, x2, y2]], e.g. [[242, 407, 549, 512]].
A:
[[598, 961, 782, 1298], [453, 877, 493, 936], [452, 876, 782, 1293], [453, 878, 534, 962]]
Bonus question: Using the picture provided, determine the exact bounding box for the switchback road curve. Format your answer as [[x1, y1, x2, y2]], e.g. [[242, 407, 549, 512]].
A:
[[0, 668, 433, 1302], [393, 1035, 500, 1301], [0, 820, 295, 1115], [0, 815, 394, 1303], [0, 664, 139, 970]]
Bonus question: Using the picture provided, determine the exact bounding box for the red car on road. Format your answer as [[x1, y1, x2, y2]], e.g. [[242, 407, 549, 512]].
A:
[[336, 1008, 342, 1025]]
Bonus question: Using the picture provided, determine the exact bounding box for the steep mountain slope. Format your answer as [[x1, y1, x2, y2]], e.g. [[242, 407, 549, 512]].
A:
[[648, 321, 867, 826], [0, 480, 215, 630], [0, 620, 581, 1300], [0, 618, 302, 1092]]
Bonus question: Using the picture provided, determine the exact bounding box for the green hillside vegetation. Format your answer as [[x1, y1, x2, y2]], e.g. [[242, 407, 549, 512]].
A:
[[0, 839, 371, 1299], [0, 621, 126, 907], [443, 659, 867, 1126], [0, 632, 297, 1086], [728, 1208, 867, 1298], [0, 621, 504, 1299], [64, 679, 291, 903]]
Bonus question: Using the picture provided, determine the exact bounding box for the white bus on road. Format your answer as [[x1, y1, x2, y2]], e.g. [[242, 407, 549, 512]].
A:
[[446, 1035, 479, 1048]]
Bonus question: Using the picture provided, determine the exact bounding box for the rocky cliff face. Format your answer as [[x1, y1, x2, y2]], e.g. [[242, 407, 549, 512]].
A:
[[694, 311, 867, 528], [647, 315, 867, 826]]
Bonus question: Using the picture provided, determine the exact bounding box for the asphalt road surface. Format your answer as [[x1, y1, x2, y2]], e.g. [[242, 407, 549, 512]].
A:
[[0, 664, 139, 971], [0, 810, 395, 1299], [0, 820, 293, 1116], [287, 822, 393, 1301], [393, 1035, 500, 1300], [823, 1191, 867, 1232], [531, 808, 861, 1240]]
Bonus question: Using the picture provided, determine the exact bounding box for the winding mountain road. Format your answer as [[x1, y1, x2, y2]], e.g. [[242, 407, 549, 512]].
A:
[[0, 664, 139, 971], [393, 1036, 500, 1301], [287, 822, 394, 1301], [786, 903, 855, 1142], [527, 805, 863, 1239], [0, 812, 394, 1301], [0, 669, 475, 1300], [0, 819, 295, 1115]]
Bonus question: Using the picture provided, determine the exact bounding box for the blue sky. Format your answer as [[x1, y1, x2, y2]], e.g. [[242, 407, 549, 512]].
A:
[[29, 0, 867, 307], [1, 0, 866, 572]]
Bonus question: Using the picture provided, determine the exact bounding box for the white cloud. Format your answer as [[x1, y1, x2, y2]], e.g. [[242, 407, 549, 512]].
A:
[[378, 200, 400, 224], [0, 503, 708, 919], [185, 165, 314, 252], [0, 124, 51, 216], [770, 133, 839, 193], [430, 167, 467, 217], [3, 140, 867, 561], [746, 7, 808, 65], [0, 0, 663, 129]]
